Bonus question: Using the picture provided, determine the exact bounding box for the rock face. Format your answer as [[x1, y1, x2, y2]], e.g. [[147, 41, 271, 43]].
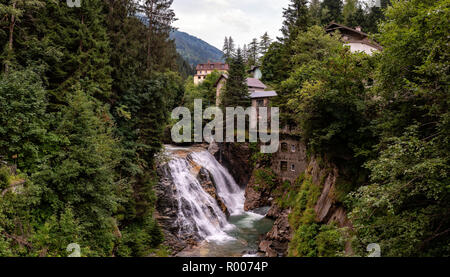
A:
[[258, 204, 292, 257], [256, 138, 353, 257], [215, 143, 252, 188], [155, 160, 225, 253], [196, 167, 230, 218], [244, 174, 273, 211], [155, 163, 191, 253]]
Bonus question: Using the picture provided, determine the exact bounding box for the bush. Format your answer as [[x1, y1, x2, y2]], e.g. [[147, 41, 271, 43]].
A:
[[0, 166, 10, 190]]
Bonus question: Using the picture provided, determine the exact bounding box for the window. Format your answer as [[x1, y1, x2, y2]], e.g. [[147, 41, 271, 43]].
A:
[[291, 145, 296, 152], [211, 65, 214, 69], [291, 164, 295, 172], [281, 143, 288, 152], [257, 99, 264, 107], [221, 64, 224, 69], [281, 161, 288, 172]]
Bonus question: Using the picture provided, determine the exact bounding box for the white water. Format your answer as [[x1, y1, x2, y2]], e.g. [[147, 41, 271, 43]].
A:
[[166, 154, 235, 241], [163, 145, 273, 256]]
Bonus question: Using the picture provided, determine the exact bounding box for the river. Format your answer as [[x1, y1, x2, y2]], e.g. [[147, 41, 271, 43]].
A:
[[162, 145, 274, 257]]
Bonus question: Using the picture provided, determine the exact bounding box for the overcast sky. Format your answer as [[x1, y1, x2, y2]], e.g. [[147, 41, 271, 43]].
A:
[[172, 0, 291, 50]]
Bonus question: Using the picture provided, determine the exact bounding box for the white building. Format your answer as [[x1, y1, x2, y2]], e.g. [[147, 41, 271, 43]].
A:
[[326, 22, 383, 55]]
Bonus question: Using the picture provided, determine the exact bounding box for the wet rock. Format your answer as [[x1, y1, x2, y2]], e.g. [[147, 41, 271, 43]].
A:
[[215, 143, 252, 188], [196, 167, 230, 218], [258, 204, 291, 257], [244, 173, 272, 211]]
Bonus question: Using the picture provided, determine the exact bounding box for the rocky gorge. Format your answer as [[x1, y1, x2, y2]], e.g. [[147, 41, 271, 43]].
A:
[[155, 140, 352, 257]]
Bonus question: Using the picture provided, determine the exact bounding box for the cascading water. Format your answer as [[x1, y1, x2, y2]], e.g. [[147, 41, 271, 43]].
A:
[[166, 152, 235, 241], [161, 145, 273, 257], [190, 151, 245, 216]]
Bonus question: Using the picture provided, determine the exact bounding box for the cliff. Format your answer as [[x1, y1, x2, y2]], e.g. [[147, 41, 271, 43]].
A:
[[242, 139, 352, 257]]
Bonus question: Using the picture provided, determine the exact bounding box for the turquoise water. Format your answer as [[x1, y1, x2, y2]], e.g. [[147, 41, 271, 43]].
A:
[[177, 207, 273, 257]]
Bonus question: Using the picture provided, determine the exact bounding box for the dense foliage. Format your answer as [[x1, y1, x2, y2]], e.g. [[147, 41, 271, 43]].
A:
[[259, 0, 449, 257], [0, 0, 185, 256]]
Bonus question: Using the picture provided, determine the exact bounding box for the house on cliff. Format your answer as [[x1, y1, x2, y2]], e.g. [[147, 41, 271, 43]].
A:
[[326, 22, 382, 55]]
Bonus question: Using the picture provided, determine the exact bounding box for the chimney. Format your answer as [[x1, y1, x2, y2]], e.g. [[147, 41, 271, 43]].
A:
[[355, 26, 362, 32], [208, 60, 211, 64]]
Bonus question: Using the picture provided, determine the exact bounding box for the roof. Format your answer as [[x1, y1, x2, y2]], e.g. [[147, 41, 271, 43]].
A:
[[248, 66, 260, 73], [325, 22, 383, 51], [250, 91, 278, 99], [214, 74, 267, 89], [196, 61, 229, 71], [247, 78, 267, 89]]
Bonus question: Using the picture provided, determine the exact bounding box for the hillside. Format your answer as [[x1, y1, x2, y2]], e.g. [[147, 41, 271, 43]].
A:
[[171, 30, 224, 66]]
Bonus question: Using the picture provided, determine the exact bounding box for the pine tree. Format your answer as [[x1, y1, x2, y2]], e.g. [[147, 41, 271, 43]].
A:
[[139, 0, 176, 72], [259, 32, 272, 57], [0, 0, 44, 72], [222, 36, 230, 60], [343, 0, 358, 26], [221, 48, 249, 108], [280, 0, 310, 42], [321, 0, 344, 25], [309, 0, 323, 25], [223, 36, 235, 63], [25, 0, 113, 100], [247, 38, 259, 67], [242, 44, 249, 64]]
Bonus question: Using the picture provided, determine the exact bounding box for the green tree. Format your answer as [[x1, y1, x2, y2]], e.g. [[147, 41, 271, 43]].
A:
[[259, 32, 272, 57], [220, 48, 249, 108], [33, 88, 120, 255], [349, 0, 450, 257], [247, 38, 259, 67], [281, 0, 311, 43], [321, 0, 344, 24], [222, 36, 235, 62], [0, 69, 48, 170]]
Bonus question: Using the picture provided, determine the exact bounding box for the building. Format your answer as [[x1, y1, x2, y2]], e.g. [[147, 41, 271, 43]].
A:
[[248, 66, 262, 80], [194, 61, 229, 85], [214, 74, 277, 106], [214, 74, 278, 131], [326, 22, 382, 55]]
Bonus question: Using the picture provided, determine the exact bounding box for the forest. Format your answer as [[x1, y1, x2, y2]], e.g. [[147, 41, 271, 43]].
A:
[[0, 0, 449, 257]]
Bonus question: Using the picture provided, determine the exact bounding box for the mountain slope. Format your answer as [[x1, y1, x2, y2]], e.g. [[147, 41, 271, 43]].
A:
[[171, 30, 224, 66]]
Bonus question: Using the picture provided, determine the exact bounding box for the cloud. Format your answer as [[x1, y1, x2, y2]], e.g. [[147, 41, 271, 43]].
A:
[[172, 0, 290, 50]]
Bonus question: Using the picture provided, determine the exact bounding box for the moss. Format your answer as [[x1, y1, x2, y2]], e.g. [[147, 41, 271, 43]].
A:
[[254, 168, 277, 190], [286, 173, 346, 257]]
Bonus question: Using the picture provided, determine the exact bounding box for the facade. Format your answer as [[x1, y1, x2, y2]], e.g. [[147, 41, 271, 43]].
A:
[[271, 137, 308, 184], [194, 61, 229, 85], [326, 22, 382, 55], [214, 74, 278, 130]]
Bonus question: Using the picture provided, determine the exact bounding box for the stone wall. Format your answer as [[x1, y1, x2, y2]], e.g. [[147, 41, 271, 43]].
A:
[[270, 135, 308, 183]]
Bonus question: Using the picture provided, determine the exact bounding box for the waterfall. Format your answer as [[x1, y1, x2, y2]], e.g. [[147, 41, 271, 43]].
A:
[[190, 151, 245, 215], [164, 146, 245, 241]]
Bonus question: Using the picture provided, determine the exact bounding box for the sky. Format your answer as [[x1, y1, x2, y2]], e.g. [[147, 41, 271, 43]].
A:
[[172, 0, 291, 50]]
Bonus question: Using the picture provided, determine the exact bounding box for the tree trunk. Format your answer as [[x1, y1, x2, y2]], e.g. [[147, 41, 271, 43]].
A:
[[6, 1, 17, 73]]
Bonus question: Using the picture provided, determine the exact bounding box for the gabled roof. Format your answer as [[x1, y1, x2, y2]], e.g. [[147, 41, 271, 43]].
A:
[[247, 78, 267, 89], [326, 22, 369, 38], [325, 22, 383, 51], [250, 91, 278, 99], [214, 74, 267, 90]]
